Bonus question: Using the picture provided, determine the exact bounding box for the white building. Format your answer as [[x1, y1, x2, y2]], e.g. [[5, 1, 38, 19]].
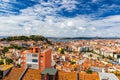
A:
[[98, 72, 119, 80]]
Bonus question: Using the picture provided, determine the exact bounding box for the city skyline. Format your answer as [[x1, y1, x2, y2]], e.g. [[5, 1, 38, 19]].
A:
[[0, 0, 120, 37]]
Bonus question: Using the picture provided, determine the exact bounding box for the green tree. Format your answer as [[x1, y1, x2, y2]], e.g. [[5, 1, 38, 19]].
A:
[[6, 58, 13, 65], [0, 35, 52, 44], [107, 55, 113, 60], [60, 49, 65, 54], [89, 54, 93, 58], [6, 37, 13, 41], [2, 47, 9, 54], [102, 55, 105, 59], [86, 69, 93, 74], [20, 36, 28, 41], [9, 44, 24, 50], [0, 60, 4, 65], [70, 61, 76, 65], [17, 64, 21, 68]]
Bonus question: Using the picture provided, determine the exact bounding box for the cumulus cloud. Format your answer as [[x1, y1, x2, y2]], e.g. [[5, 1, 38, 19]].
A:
[[0, 12, 120, 37], [0, 0, 120, 37]]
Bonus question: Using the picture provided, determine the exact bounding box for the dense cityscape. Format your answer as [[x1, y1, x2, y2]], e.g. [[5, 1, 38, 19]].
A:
[[0, 35, 119, 80], [0, 0, 120, 80]]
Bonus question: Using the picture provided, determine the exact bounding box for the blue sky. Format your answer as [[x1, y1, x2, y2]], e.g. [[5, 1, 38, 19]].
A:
[[0, 0, 120, 37]]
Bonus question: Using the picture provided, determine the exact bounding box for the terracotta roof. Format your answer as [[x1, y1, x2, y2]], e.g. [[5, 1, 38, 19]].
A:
[[79, 72, 100, 80], [117, 76, 120, 80], [3, 68, 24, 80], [3, 68, 41, 80], [23, 68, 41, 80], [58, 71, 100, 80], [58, 71, 76, 80]]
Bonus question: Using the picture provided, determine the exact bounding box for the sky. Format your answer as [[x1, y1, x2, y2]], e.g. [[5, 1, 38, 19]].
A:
[[0, 0, 120, 37]]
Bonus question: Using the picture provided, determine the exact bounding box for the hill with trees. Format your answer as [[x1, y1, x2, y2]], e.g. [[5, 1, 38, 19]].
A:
[[0, 35, 52, 44]]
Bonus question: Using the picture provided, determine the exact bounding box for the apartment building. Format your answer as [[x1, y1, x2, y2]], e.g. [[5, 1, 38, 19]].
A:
[[20, 46, 52, 71]]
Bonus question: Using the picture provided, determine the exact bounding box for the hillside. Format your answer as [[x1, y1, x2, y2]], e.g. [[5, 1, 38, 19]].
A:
[[0, 35, 52, 44]]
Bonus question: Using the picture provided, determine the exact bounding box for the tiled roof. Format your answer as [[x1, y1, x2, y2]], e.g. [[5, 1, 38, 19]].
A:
[[58, 71, 100, 80], [3, 68, 24, 80], [0, 65, 13, 71], [23, 68, 41, 80], [3, 68, 41, 80], [79, 72, 100, 80], [58, 71, 76, 80]]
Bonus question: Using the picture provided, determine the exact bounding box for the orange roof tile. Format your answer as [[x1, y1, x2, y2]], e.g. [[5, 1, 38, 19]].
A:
[[23, 68, 41, 80], [79, 72, 100, 80], [58, 71, 76, 80], [3, 68, 41, 80], [3, 68, 24, 80]]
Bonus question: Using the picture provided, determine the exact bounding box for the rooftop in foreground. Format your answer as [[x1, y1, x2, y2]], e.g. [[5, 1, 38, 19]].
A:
[[0, 65, 13, 71], [3, 68, 41, 80]]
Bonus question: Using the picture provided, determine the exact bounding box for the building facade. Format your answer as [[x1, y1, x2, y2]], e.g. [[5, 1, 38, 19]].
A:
[[20, 46, 52, 71]]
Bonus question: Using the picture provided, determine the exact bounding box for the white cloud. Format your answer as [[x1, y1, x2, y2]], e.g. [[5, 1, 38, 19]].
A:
[[0, 12, 120, 37], [67, 21, 74, 27], [0, 0, 120, 37], [92, 0, 98, 2], [2, 0, 10, 2], [59, 0, 78, 11]]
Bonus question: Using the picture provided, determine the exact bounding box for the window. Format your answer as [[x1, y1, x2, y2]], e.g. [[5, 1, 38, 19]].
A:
[[32, 54, 38, 57], [40, 56, 43, 58], [27, 54, 31, 57], [30, 48, 33, 50], [36, 48, 39, 53], [27, 64, 32, 67], [26, 59, 31, 62], [32, 59, 38, 62], [32, 64, 38, 69]]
